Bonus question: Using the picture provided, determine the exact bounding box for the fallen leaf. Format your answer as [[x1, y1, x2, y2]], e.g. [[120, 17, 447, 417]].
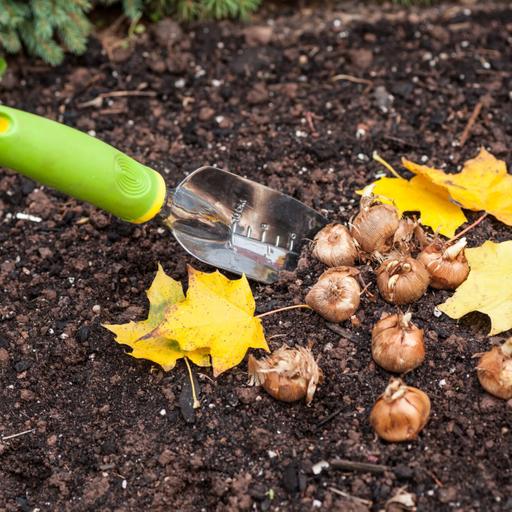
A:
[[403, 148, 512, 226], [103, 264, 210, 370], [362, 175, 466, 237], [438, 240, 512, 335], [148, 266, 269, 376]]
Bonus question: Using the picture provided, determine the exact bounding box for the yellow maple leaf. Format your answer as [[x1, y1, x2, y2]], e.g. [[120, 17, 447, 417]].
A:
[[147, 266, 269, 377], [438, 240, 512, 335], [403, 148, 512, 226], [361, 175, 467, 237], [103, 264, 210, 371]]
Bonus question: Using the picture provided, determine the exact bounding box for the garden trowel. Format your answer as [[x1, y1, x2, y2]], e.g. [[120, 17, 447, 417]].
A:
[[0, 106, 327, 283]]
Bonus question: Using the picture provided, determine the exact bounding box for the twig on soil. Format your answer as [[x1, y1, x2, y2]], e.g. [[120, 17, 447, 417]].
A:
[[449, 212, 488, 243], [325, 323, 361, 343], [98, 108, 127, 116], [2, 428, 35, 441], [268, 334, 288, 340], [77, 90, 157, 109], [426, 469, 444, 487], [459, 98, 485, 147], [328, 487, 373, 506], [329, 458, 390, 474], [331, 74, 372, 86], [382, 135, 419, 148], [197, 372, 215, 384], [315, 407, 345, 429]]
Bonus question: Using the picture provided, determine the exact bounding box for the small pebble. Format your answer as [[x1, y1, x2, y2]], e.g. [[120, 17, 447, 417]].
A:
[[312, 460, 329, 475]]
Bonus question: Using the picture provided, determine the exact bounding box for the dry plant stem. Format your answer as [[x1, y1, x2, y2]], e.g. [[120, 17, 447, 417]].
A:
[[325, 323, 361, 343], [449, 212, 488, 242], [372, 151, 404, 179], [184, 357, 200, 409], [330, 459, 390, 474], [427, 470, 445, 487], [316, 408, 345, 428], [459, 99, 484, 147], [328, 487, 373, 506], [331, 74, 373, 86], [1, 428, 36, 441], [256, 304, 311, 319], [78, 90, 157, 108], [357, 273, 375, 298]]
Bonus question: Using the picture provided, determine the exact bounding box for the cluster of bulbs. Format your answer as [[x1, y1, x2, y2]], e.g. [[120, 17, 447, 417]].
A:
[[248, 195, 512, 442]]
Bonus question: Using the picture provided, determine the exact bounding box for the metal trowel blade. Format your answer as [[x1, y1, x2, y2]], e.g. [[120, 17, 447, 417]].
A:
[[162, 167, 328, 283]]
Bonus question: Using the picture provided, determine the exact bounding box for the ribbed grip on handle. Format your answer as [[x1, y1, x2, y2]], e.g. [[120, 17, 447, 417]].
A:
[[0, 106, 166, 223]]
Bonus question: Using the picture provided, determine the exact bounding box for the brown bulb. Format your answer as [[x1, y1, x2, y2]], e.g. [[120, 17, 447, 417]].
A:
[[350, 196, 400, 254], [372, 312, 425, 373], [312, 223, 358, 267], [418, 237, 470, 290], [377, 256, 430, 305], [370, 378, 431, 442], [248, 345, 323, 405], [476, 339, 512, 400], [305, 267, 360, 323]]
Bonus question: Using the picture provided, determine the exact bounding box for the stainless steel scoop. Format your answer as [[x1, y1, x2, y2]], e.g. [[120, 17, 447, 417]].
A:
[[162, 167, 328, 283], [0, 106, 327, 283]]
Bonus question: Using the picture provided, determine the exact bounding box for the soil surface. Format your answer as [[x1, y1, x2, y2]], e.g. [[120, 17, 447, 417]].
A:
[[1, 2, 512, 511]]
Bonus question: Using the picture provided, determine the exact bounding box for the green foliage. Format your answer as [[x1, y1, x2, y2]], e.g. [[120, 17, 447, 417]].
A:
[[0, 0, 262, 65], [0, 0, 464, 66], [0, 0, 92, 65]]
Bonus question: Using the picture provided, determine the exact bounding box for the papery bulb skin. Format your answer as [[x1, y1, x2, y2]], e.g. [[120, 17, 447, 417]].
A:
[[476, 339, 512, 400], [305, 267, 360, 323], [371, 312, 425, 373], [392, 218, 418, 253], [370, 378, 431, 442], [377, 256, 430, 305], [312, 224, 358, 267], [248, 345, 323, 405], [350, 197, 400, 254], [418, 238, 469, 290]]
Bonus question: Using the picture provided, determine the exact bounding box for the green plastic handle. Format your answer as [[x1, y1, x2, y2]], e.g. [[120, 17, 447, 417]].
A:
[[0, 106, 166, 223]]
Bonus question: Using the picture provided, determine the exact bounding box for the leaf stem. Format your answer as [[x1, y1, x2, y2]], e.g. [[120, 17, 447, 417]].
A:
[[449, 212, 488, 243], [184, 357, 200, 409], [256, 304, 311, 319], [372, 151, 404, 179]]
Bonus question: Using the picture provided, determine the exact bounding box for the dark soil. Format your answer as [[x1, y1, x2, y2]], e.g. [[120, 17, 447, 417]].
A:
[[1, 2, 512, 511]]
